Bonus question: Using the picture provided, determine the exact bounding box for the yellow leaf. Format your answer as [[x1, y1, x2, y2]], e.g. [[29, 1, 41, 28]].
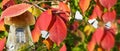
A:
[[0, 20, 5, 31], [28, 7, 42, 17], [0, 2, 2, 8], [28, 7, 33, 13], [84, 25, 93, 36]]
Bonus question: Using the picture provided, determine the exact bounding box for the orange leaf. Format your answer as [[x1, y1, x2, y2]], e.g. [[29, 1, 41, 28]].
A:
[[97, 47, 103, 51], [79, 0, 91, 14], [0, 37, 6, 51], [43, 39, 53, 49], [59, 2, 70, 12], [49, 17, 67, 46], [0, 3, 32, 20], [87, 36, 96, 51], [32, 25, 41, 43]]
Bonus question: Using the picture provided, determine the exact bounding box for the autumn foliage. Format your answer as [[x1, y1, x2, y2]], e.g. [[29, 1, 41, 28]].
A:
[[0, 0, 120, 51]]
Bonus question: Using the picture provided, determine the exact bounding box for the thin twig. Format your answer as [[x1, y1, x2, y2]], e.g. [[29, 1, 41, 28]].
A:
[[32, 3, 46, 11], [23, 1, 46, 11], [34, 1, 52, 4]]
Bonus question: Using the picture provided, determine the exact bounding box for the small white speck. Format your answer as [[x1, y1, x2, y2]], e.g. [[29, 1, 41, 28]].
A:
[[88, 19, 98, 28], [75, 10, 83, 20], [41, 30, 49, 39], [105, 22, 111, 29], [9, 43, 15, 50]]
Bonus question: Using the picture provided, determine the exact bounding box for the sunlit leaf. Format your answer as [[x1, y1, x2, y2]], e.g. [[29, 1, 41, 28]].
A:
[[99, 0, 117, 10], [102, 10, 116, 22], [60, 44, 66, 51], [0, 37, 6, 51], [79, 0, 91, 14], [0, 3, 32, 20], [101, 30, 115, 51], [49, 17, 67, 46]]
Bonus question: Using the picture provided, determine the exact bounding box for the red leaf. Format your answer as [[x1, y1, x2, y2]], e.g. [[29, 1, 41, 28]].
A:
[[101, 30, 115, 51], [93, 5, 103, 19], [109, 23, 117, 35], [52, 9, 69, 23], [58, 12, 69, 23], [102, 10, 116, 22], [2, 0, 10, 6], [0, 38, 6, 51], [36, 10, 52, 30], [2, 0, 16, 10], [32, 25, 41, 43], [70, 21, 79, 31], [79, 0, 91, 14], [89, 4, 103, 19], [117, 19, 120, 24], [87, 36, 96, 51], [59, 2, 70, 12], [60, 44, 67, 51], [94, 27, 104, 45], [49, 17, 67, 46], [0, 3, 32, 20], [99, 0, 117, 10], [89, 10, 97, 19]]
